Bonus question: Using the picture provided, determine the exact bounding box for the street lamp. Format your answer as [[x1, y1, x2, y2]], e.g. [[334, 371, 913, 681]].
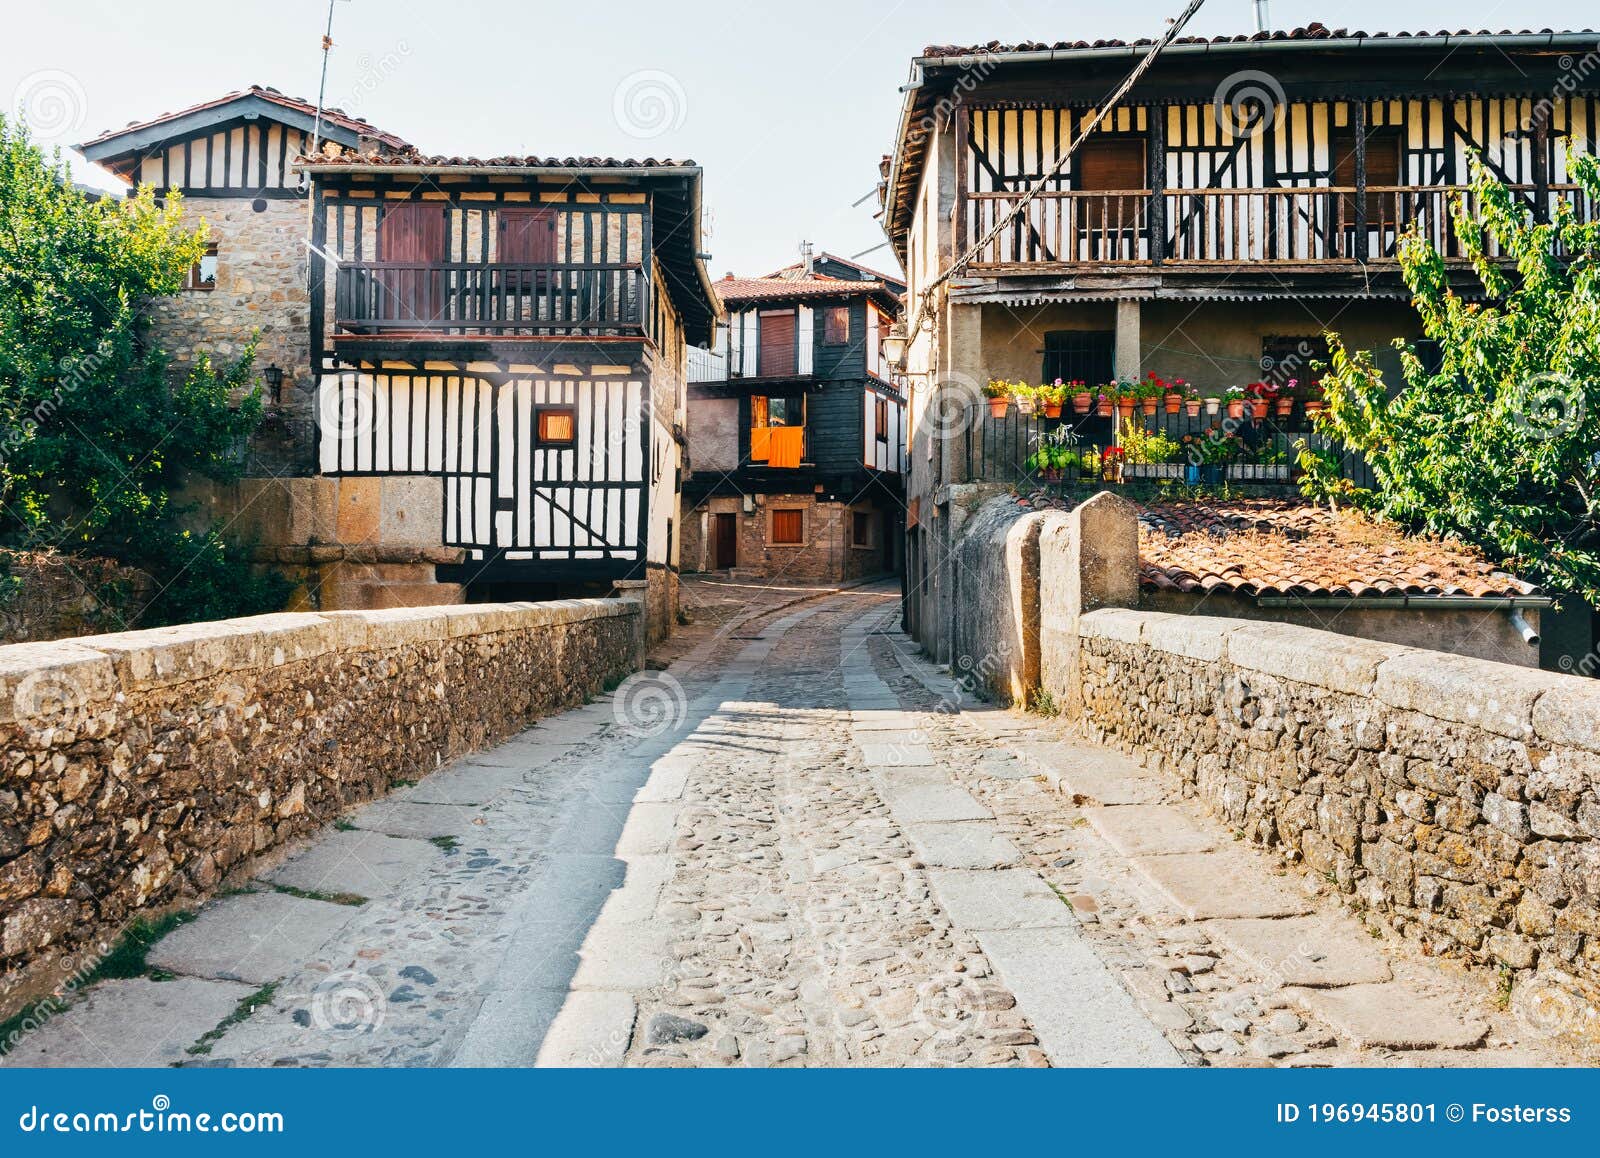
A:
[[262, 364, 287, 405], [882, 322, 908, 367]]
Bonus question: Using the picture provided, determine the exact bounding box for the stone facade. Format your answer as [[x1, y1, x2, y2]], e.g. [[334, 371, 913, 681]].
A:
[[145, 197, 314, 475], [0, 598, 641, 1012], [680, 493, 891, 583]]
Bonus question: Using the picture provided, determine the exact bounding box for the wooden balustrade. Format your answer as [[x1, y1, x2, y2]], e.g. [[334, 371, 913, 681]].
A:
[[333, 261, 649, 338], [963, 184, 1593, 267]]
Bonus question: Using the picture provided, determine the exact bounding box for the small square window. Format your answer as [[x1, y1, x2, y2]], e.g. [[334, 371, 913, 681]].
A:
[[824, 306, 850, 345], [874, 397, 889, 443], [185, 243, 218, 291], [771, 508, 804, 545], [537, 407, 576, 444]]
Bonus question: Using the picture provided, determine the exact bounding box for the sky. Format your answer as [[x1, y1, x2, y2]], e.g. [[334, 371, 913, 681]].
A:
[[4, 0, 1597, 277]]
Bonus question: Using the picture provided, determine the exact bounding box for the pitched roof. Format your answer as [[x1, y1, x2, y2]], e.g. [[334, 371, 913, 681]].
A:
[[715, 272, 902, 312], [1134, 497, 1538, 599], [78, 84, 410, 154], [297, 149, 693, 169], [765, 252, 906, 290]]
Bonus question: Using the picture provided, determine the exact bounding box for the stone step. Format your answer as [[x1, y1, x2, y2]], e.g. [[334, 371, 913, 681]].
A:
[[1205, 916, 1393, 988], [1010, 741, 1168, 805], [0, 977, 255, 1068], [1288, 983, 1489, 1050], [1130, 851, 1313, 920], [1082, 804, 1220, 856], [147, 891, 361, 985], [927, 868, 1075, 931], [904, 820, 1023, 869]]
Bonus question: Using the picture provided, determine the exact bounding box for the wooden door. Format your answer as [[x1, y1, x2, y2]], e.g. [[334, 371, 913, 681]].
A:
[[1333, 129, 1403, 252], [759, 310, 797, 376], [377, 203, 447, 326], [498, 207, 557, 306], [713, 513, 738, 569], [1076, 137, 1147, 251]]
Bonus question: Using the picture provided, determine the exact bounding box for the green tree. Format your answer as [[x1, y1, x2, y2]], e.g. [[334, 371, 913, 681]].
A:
[[1307, 153, 1600, 602], [0, 116, 288, 622]]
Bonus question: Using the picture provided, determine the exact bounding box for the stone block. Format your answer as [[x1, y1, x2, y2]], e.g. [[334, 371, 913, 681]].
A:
[[926, 868, 1073, 931], [1287, 982, 1488, 1050], [904, 821, 1021, 869], [378, 476, 445, 547], [1082, 804, 1219, 856], [0, 977, 255, 1067], [1140, 614, 1251, 662], [0, 641, 117, 724], [1076, 608, 1159, 646], [1130, 852, 1312, 920], [146, 892, 359, 984], [1373, 650, 1544, 739], [1532, 679, 1600, 753], [1226, 623, 1399, 695], [334, 476, 383, 544], [323, 606, 450, 649], [84, 621, 264, 691], [1206, 916, 1392, 987]]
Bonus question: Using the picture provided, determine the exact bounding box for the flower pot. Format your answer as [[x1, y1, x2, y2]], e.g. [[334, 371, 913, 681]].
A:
[[1140, 398, 1159, 416], [1042, 468, 1062, 482], [1274, 397, 1295, 418], [1095, 397, 1113, 417], [1073, 392, 1093, 414], [1303, 399, 1324, 417], [1226, 400, 1244, 420], [1042, 402, 1062, 419], [1164, 393, 1183, 414], [1015, 395, 1035, 416], [1204, 397, 1220, 416], [1184, 399, 1202, 418], [1117, 400, 1136, 420], [1126, 463, 1184, 480], [1202, 464, 1223, 485], [987, 397, 1009, 418], [1184, 463, 1201, 486]]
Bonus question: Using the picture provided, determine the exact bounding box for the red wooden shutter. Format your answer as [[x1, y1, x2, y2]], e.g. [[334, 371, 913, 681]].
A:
[[498, 207, 557, 263], [760, 310, 797, 376], [1076, 138, 1147, 239], [377, 203, 447, 326]]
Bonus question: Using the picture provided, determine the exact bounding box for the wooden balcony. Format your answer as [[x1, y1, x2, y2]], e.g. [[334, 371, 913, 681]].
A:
[[963, 184, 1597, 269], [331, 261, 649, 341]]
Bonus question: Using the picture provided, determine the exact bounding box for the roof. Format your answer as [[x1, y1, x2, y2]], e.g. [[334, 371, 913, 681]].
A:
[[1134, 497, 1539, 600], [716, 271, 902, 313], [297, 149, 693, 170], [765, 252, 907, 291], [883, 23, 1600, 253], [77, 85, 410, 161], [918, 23, 1597, 59]]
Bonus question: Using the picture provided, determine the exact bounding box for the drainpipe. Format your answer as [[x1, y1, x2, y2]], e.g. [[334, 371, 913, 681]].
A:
[[1251, 593, 1555, 647]]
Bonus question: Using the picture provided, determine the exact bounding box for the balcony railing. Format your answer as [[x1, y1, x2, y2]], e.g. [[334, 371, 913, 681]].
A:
[[965, 184, 1596, 267], [332, 261, 648, 338]]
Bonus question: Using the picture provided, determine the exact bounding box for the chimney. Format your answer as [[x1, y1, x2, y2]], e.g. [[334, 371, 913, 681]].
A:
[[799, 240, 814, 275], [1253, 0, 1270, 32]]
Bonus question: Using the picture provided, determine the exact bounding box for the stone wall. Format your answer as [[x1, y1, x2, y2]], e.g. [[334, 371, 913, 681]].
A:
[[147, 197, 314, 475], [0, 554, 154, 644], [1073, 608, 1600, 1022], [680, 492, 890, 582], [0, 598, 641, 1011]]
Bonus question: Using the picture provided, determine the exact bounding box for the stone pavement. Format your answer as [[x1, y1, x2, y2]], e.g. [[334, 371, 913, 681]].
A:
[[2, 585, 1584, 1067]]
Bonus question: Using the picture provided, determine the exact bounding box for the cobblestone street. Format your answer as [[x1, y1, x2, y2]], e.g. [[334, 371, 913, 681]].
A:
[[5, 581, 1586, 1068]]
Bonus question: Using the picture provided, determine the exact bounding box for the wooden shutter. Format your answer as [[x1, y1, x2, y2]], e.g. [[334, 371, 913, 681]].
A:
[[771, 508, 803, 544], [377, 203, 447, 325], [498, 207, 557, 263], [1077, 138, 1146, 190], [1333, 129, 1402, 230], [760, 310, 797, 376], [796, 306, 814, 375]]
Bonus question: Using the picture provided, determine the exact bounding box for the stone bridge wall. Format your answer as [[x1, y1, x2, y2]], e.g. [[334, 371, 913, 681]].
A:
[[0, 598, 641, 1005]]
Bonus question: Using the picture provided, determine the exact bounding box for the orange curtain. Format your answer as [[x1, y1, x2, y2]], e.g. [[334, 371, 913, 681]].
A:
[[768, 425, 804, 469], [750, 425, 772, 461]]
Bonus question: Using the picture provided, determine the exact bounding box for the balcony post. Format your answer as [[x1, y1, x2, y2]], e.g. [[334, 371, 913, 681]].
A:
[[1352, 100, 1368, 262], [1532, 108, 1551, 223], [1148, 106, 1166, 263]]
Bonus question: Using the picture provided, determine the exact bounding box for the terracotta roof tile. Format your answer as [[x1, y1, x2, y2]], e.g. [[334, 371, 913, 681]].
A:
[[715, 272, 902, 308], [298, 149, 693, 168], [1120, 497, 1539, 600], [80, 84, 410, 151]]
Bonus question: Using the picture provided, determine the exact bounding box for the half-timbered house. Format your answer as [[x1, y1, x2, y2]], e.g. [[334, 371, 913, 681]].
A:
[[679, 253, 905, 580], [881, 24, 1600, 657]]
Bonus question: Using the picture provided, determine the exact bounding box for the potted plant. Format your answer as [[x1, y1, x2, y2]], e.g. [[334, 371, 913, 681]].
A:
[[1038, 380, 1066, 419], [1013, 382, 1036, 416], [1224, 386, 1249, 420], [1077, 447, 1101, 479], [1100, 444, 1126, 484], [1302, 380, 1326, 419], [1115, 383, 1137, 421], [983, 380, 1011, 418], [1121, 419, 1184, 480], [1095, 386, 1115, 418], [1137, 375, 1162, 417], [1071, 381, 1094, 414], [1273, 378, 1298, 418], [1203, 393, 1221, 417], [1162, 376, 1186, 414], [1183, 383, 1202, 418]]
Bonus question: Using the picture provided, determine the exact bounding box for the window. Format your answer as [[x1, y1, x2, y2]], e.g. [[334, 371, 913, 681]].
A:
[[537, 407, 576, 444], [852, 511, 873, 548], [184, 243, 218, 291], [824, 306, 850, 345], [1332, 128, 1404, 231], [874, 397, 889, 444], [771, 508, 804, 545], [1042, 331, 1114, 386], [1260, 336, 1330, 390], [759, 309, 797, 376]]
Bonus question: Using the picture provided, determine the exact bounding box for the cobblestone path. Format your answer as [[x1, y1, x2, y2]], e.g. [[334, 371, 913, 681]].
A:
[[6, 583, 1583, 1068]]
